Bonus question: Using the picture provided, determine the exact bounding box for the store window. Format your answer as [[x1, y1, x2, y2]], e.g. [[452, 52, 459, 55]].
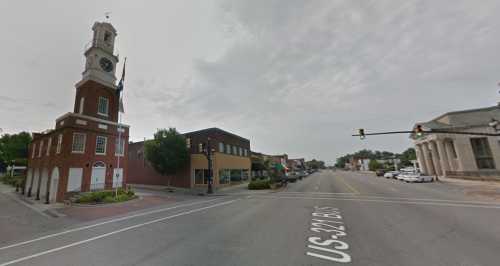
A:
[[219, 169, 231, 184], [194, 169, 211, 184]]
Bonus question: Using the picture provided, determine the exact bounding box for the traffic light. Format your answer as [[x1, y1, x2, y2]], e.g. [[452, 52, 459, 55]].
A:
[[415, 125, 424, 138], [358, 128, 365, 140]]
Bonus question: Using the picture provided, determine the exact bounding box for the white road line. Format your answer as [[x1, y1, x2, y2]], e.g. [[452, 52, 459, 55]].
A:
[[0, 199, 236, 266], [256, 196, 500, 209], [0, 198, 221, 251], [277, 192, 356, 195]]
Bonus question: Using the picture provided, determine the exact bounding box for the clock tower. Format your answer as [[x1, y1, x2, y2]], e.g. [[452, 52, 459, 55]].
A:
[[74, 21, 120, 123], [26, 21, 130, 203], [81, 22, 119, 87]]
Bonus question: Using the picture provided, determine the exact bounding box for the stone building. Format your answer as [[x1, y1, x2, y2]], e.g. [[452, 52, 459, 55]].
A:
[[25, 21, 129, 203], [412, 105, 500, 180]]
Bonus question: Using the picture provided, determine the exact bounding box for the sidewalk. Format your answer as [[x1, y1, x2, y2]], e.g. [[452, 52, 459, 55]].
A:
[[0, 183, 65, 218], [439, 176, 500, 201]]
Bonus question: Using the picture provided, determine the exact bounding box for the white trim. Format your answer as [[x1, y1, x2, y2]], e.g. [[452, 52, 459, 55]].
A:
[[56, 134, 63, 154], [31, 143, 36, 159], [38, 140, 43, 158], [56, 113, 130, 128], [46, 138, 52, 156], [79, 97, 85, 114], [75, 119, 88, 125]]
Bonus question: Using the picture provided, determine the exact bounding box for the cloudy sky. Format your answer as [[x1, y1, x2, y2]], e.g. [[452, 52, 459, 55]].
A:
[[1, 0, 499, 164]]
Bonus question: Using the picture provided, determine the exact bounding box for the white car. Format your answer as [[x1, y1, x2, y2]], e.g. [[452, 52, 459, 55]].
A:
[[384, 171, 399, 179], [396, 171, 410, 181], [403, 173, 434, 183]]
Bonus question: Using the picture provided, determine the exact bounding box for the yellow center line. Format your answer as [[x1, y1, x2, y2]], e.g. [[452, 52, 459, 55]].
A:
[[336, 175, 360, 194]]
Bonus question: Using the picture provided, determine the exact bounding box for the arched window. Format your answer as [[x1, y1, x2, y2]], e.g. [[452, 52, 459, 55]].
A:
[[93, 161, 106, 168]]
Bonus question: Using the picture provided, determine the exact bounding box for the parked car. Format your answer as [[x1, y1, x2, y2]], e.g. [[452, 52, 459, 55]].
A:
[[396, 170, 410, 181], [384, 171, 399, 179], [375, 169, 386, 177], [287, 172, 298, 182]]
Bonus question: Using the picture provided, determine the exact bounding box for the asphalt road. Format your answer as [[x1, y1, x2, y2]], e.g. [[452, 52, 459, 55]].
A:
[[1, 170, 500, 266]]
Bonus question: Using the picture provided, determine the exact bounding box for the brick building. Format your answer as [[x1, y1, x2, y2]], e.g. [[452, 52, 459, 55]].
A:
[[128, 128, 251, 189], [25, 21, 129, 203]]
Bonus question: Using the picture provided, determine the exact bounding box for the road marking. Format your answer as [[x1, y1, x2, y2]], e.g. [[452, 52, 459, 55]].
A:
[[255, 196, 500, 209], [276, 192, 356, 195], [0, 199, 236, 266], [0, 198, 221, 251], [336, 175, 360, 194]]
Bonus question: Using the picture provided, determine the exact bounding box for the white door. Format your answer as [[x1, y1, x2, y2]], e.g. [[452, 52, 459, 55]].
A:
[[25, 169, 32, 193], [49, 167, 59, 203], [91, 162, 106, 190], [113, 168, 123, 188], [39, 169, 49, 201], [67, 168, 83, 192], [31, 169, 40, 197]]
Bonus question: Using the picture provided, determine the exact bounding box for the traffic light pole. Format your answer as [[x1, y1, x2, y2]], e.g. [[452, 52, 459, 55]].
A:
[[205, 138, 214, 194]]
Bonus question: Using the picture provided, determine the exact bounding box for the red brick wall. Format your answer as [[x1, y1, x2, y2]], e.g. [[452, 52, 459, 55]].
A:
[[28, 113, 129, 202], [127, 142, 191, 188]]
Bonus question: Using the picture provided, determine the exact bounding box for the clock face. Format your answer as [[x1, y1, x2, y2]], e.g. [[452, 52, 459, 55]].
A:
[[99, 57, 113, 72]]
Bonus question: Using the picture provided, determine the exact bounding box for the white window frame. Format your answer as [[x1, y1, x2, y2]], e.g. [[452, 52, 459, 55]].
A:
[[232, 146, 237, 155], [239, 147, 243, 156], [115, 137, 125, 156], [219, 142, 224, 153], [46, 137, 52, 156], [56, 134, 63, 154], [95, 136, 107, 155], [226, 144, 231, 154], [71, 133, 86, 154], [97, 96, 109, 117], [186, 138, 191, 148], [38, 140, 44, 157], [32, 143, 36, 158]]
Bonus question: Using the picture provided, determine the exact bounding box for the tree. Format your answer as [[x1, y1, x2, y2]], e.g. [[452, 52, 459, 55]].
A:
[[368, 159, 382, 171], [144, 128, 189, 177], [0, 132, 32, 168], [399, 148, 416, 166]]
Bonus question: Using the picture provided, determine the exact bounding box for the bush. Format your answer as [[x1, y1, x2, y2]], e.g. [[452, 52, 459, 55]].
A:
[[248, 180, 271, 190], [75, 188, 136, 204]]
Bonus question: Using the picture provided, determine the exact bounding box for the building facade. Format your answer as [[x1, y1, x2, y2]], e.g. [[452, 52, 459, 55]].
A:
[[26, 21, 129, 203], [412, 105, 500, 181], [128, 128, 251, 189]]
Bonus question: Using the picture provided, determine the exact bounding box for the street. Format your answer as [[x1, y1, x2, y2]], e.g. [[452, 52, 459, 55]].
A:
[[1, 170, 500, 266]]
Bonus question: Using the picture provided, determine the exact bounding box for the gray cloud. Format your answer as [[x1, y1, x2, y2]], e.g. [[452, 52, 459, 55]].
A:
[[1, 0, 499, 163]]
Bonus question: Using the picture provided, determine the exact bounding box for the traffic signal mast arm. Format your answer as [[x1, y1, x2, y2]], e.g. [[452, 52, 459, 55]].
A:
[[353, 129, 500, 138]]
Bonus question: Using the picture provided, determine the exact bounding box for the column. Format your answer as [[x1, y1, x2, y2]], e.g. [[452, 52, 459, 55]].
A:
[[444, 140, 456, 170], [429, 141, 443, 176], [421, 143, 435, 175], [415, 145, 428, 174], [436, 139, 451, 177]]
